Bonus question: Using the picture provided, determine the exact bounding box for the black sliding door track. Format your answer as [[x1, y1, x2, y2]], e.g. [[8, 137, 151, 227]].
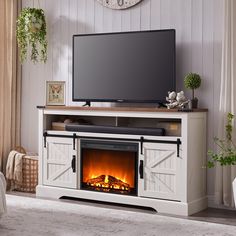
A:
[[43, 132, 181, 157]]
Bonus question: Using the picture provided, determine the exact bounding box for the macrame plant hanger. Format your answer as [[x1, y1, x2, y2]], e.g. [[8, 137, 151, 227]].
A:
[[33, 0, 41, 8]]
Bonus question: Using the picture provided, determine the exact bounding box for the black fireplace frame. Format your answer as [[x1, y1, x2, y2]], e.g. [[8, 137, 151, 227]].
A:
[[80, 139, 139, 196]]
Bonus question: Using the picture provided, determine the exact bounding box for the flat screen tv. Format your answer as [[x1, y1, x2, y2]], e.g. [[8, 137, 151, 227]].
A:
[[73, 29, 175, 104]]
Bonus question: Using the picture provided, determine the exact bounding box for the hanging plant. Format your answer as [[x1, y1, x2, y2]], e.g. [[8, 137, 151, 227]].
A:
[[16, 8, 47, 63]]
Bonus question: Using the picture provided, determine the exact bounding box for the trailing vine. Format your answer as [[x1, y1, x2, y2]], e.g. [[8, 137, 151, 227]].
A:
[[16, 8, 47, 63]]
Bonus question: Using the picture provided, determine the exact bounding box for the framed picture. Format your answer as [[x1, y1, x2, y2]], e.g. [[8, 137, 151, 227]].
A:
[[46, 81, 66, 106]]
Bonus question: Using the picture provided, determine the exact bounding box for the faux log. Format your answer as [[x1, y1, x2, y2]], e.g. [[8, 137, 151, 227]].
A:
[[86, 175, 130, 190]]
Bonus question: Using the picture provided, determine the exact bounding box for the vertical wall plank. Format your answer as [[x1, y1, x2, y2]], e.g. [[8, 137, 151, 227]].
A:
[[85, 0, 95, 33], [77, 0, 86, 33], [178, 0, 192, 92], [140, 0, 151, 30], [191, 0, 203, 74], [51, 0, 60, 81], [94, 1, 104, 33], [150, 0, 161, 30], [170, 0, 182, 90], [202, 0, 214, 109], [68, 0, 78, 106], [160, 0, 170, 29], [130, 4, 141, 31], [112, 10, 122, 32], [44, 0, 53, 82], [213, 0, 223, 131], [121, 9, 131, 32], [60, 0, 69, 106], [103, 4, 112, 32]]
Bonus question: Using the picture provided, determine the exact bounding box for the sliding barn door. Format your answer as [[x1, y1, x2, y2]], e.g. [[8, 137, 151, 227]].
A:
[[139, 142, 183, 201], [43, 137, 77, 189]]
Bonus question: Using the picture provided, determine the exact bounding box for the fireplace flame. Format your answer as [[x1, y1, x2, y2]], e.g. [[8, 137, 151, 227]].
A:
[[86, 174, 130, 191], [104, 175, 109, 183]]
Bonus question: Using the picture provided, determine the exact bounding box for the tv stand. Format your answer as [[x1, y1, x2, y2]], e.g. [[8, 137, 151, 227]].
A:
[[82, 101, 91, 107], [37, 106, 207, 216]]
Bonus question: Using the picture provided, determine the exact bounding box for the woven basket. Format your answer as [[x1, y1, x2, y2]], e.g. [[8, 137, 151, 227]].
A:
[[14, 147, 38, 193]]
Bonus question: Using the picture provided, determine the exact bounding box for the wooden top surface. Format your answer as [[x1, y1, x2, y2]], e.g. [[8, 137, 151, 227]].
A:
[[37, 106, 208, 113]]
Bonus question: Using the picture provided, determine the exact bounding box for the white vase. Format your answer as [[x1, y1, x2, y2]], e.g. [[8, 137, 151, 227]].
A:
[[233, 178, 236, 204]]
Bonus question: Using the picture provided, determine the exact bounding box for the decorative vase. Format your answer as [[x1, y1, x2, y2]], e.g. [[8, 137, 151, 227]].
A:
[[233, 178, 236, 204], [191, 98, 198, 109]]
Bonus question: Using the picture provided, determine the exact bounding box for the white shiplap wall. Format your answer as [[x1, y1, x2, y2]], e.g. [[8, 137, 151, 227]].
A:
[[21, 0, 223, 195]]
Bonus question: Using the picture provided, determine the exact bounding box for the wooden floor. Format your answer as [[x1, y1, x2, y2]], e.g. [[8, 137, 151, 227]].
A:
[[8, 191, 236, 226], [190, 207, 236, 226]]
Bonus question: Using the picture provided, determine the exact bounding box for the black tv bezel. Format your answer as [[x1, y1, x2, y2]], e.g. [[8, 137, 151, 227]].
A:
[[72, 29, 176, 104]]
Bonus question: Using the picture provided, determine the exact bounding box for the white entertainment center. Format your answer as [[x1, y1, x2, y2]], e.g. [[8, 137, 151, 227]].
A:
[[36, 106, 207, 216]]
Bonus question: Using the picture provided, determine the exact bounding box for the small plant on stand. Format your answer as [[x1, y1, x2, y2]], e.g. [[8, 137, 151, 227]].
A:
[[16, 8, 47, 63], [208, 113, 236, 202], [184, 73, 201, 109]]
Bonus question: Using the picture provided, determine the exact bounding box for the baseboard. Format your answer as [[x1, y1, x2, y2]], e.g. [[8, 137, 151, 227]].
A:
[[207, 195, 236, 211], [188, 197, 208, 215], [37, 185, 207, 216]]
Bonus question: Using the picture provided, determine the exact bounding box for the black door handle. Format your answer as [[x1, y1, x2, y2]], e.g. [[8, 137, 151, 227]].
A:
[[71, 155, 76, 173], [139, 160, 144, 179], [177, 138, 181, 157]]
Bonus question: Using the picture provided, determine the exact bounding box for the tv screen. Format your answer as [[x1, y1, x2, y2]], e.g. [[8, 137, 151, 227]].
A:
[[73, 30, 175, 103]]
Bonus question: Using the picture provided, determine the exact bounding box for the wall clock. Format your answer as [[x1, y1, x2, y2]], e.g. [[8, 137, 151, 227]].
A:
[[97, 0, 143, 10]]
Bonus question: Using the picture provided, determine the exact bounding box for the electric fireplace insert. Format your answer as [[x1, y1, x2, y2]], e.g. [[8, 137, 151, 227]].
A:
[[80, 139, 138, 195]]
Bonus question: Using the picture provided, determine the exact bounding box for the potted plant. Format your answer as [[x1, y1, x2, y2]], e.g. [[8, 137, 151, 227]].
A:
[[16, 8, 47, 63], [208, 113, 236, 203], [184, 73, 201, 108]]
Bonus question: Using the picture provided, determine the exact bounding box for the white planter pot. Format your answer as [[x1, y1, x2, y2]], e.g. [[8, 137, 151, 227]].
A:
[[233, 178, 236, 204]]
